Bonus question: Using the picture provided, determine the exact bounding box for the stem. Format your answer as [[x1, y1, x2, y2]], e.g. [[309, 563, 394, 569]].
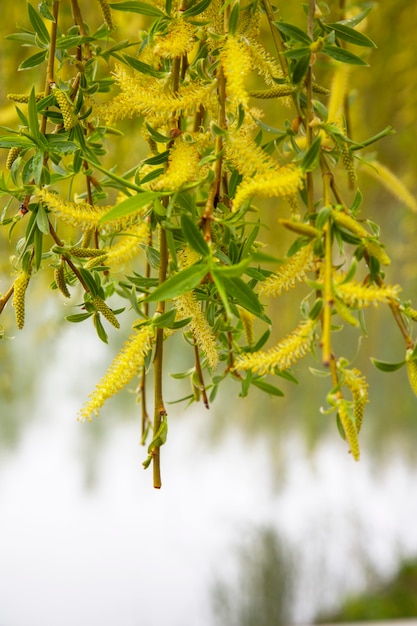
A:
[[193, 339, 209, 409], [152, 228, 169, 489], [321, 172, 333, 367], [40, 1, 59, 135], [0, 284, 14, 315]]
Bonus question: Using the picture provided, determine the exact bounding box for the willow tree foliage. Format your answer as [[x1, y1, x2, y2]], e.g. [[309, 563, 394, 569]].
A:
[[0, 0, 416, 487]]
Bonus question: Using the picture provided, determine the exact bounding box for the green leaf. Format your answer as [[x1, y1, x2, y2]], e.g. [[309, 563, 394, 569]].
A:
[[371, 358, 405, 373], [123, 54, 163, 77], [252, 379, 284, 397], [323, 45, 368, 66], [181, 214, 209, 257], [145, 262, 209, 302], [27, 2, 50, 46], [152, 309, 177, 328], [100, 191, 162, 223], [143, 150, 170, 165], [213, 273, 265, 319], [228, 2, 240, 36], [93, 313, 109, 344], [292, 54, 311, 83], [33, 226, 43, 271], [0, 136, 34, 149], [213, 256, 252, 278], [274, 21, 312, 44], [182, 0, 212, 17], [145, 123, 171, 144], [301, 135, 321, 172], [38, 0, 56, 21], [65, 312, 94, 323], [36, 202, 50, 235], [108, 1, 165, 17], [326, 22, 376, 48], [339, 7, 372, 29], [18, 50, 48, 71]]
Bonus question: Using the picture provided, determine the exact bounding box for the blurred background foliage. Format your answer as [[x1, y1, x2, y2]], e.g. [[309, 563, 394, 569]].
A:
[[1, 3, 417, 622]]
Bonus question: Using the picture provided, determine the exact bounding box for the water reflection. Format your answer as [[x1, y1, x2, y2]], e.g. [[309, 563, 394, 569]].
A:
[[1, 325, 417, 625]]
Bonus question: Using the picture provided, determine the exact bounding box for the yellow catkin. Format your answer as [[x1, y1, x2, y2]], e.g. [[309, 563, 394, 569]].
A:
[[53, 88, 78, 131], [92, 297, 120, 329], [69, 247, 105, 258], [279, 218, 321, 239], [332, 209, 369, 238], [362, 160, 417, 213], [38, 189, 141, 234], [258, 243, 315, 297], [334, 297, 359, 327], [78, 325, 154, 421], [249, 86, 294, 99], [406, 350, 417, 397], [336, 280, 400, 308], [151, 142, 200, 191], [233, 167, 304, 211], [7, 92, 45, 103], [54, 262, 71, 298], [234, 318, 315, 375], [342, 367, 369, 433], [341, 143, 357, 185], [238, 306, 255, 345], [6, 147, 21, 169], [97, 65, 214, 124], [174, 291, 219, 370], [153, 17, 195, 58], [220, 36, 252, 107], [97, 0, 113, 29], [225, 130, 276, 177], [362, 239, 391, 266], [338, 399, 360, 461], [86, 222, 150, 269], [327, 63, 350, 123], [13, 271, 31, 330]]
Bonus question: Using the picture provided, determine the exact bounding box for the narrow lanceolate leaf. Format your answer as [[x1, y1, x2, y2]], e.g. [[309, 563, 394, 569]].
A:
[[27, 2, 50, 46], [212, 273, 265, 319], [18, 50, 48, 71], [181, 215, 210, 257], [108, 1, 165, 17], [323, 45, 368, 66], [100, 191, 162, 223], [273, 21, 312, 45], [370, 357, 405, 373], [301, 136, 322, 172], [145, 262, 209, 303], [182, 0, 212, 18], [326, 23, 377, 48]]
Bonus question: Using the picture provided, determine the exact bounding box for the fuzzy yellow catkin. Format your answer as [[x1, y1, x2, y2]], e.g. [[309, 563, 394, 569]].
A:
[[234, 318, 315, 375], [78, 324, 154, 421], [13, 271, 31, 330], [69, 247, 106, 258], [174, 291, 219, 370], [6, 147, 21, 169], [53, 88, 78, 131], [338, 400, 360, 461], [327, 63, 350, 123], [336, 280, 400, 308], [92, 297, 120, 329], [233, 167, 303, 211], [220, 35, 252, 107], [362, 160, 417, 213], [279, 219, 320, 239], [54, 262, 71, 299], [238, 306, 255, 345], [406, 350, 417, 397], [258, 243, 315, 297], [342, 367, 369, 433], [153, 17, 195, 58]]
